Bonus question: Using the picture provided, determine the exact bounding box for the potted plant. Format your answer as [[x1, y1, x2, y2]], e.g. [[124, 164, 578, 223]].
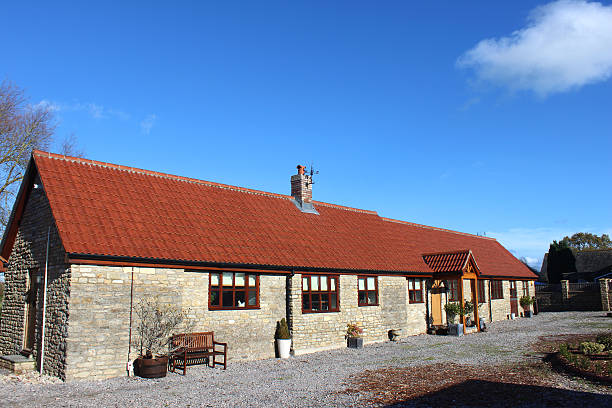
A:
[[444, 302, 464, 336], [346, 323, 364, 348], [132, 297, 187, 378], [275, 318, 292, 358], [520, 295, 534, 318], [464, 301, 475, 327]]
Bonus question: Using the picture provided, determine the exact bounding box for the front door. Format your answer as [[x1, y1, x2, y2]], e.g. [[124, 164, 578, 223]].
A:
[[509, 280, 518, 316], [431, 280, 443, 325], [23, 269, 38, 353]]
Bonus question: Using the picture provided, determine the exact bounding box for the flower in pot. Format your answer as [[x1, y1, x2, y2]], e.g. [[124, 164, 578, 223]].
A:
[[132, 297, 188, 378], [519, 295, 534, 318], [275, 318, 292, 358], [346, 323, 364, 348]]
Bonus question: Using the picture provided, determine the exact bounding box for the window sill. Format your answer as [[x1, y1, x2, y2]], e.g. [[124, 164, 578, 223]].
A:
[[209, 306, 260, 311], [302, 309, 340, 314]]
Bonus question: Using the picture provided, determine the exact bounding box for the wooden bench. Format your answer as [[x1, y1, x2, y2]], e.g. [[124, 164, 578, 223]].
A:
[[169, 332, 227, 375]]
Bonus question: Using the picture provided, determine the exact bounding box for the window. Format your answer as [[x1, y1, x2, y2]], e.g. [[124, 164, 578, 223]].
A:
[[477, 280, 486, 303], [522, 281, 529, 297], [358, 276, 378, 306], [448, 279, 459, 301], [491, 280, 504, 299], [302, 275, 339, 313], [408, 278, 423, 303], [209, 272, 259, 310]]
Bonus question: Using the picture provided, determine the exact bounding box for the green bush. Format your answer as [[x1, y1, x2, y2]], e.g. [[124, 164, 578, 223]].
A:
[[444, 302, 462, 324], [579, 341, 605, 355], [275, 318, 291, 339], [577, 355, 592, 370], [519, 295, 534, 309], [559, 343, 570, 359], [463, 301, 474, 314], [595, 333, 612, 351]]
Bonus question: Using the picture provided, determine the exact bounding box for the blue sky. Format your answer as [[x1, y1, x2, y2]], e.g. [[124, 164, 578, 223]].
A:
[[2, 1, 611, 269]]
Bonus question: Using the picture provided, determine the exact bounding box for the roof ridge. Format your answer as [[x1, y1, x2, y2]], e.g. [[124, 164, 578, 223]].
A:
[[33, 150, 295, 201], [313, 201, 378, 215], [381, 217, 497, 240], [32, 150, 379, 215], [422, 249, 470, 257]]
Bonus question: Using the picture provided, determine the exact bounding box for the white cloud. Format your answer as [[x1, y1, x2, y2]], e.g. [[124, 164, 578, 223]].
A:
[[140, 114, 157, 135], [35, 100, 130, 120], [34, 99, 61, 112], [457, 0, 612, 96]]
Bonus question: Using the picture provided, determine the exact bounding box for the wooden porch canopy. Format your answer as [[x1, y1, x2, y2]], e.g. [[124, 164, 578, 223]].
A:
[[422, 250, 482, 333]]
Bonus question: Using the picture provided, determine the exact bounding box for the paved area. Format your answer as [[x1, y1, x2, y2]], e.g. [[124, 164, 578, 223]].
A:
[[0, 311, 611, 407]]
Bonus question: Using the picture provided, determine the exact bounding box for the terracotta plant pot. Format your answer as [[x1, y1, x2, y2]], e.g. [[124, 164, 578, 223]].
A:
[[135, 356, 168, 379]]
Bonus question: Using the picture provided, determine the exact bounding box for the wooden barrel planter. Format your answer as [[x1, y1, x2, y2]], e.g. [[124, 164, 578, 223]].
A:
[[135, 356, 168, 379]]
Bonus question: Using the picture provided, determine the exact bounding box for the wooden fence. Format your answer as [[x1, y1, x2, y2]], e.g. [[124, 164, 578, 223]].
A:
[[535, 281, 602, 312]]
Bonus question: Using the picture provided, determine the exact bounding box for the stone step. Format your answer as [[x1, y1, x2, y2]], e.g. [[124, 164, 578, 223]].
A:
[[0, 355, 36, 374]]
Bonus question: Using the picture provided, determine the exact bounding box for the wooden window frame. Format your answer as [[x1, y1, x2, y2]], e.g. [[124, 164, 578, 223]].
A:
[[302, 275, 340, 313], [208, 272, 260, 310], [358, 275, 379, 306], [522, 280, 529, 297], [491, 280, 504, 299], [477, 280, 486, 303], [448, 279, 459, 301], [408, 278, 424, 304]]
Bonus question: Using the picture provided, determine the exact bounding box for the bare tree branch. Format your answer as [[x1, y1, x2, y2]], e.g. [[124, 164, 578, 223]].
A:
[[0, 80, 55, 232]]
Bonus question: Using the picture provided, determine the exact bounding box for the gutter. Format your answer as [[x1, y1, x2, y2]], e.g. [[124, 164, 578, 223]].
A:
[[66, 253, 434, 277]]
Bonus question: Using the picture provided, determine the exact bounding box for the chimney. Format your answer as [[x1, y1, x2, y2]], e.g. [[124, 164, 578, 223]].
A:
[[291, 165, 312, 204]]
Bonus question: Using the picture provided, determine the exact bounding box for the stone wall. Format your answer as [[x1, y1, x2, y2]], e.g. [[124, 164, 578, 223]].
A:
[[490, 281, 511, 321], [66, 265, 286, 380], [289, 274, 418, 355], [0, 177, 70, 380]]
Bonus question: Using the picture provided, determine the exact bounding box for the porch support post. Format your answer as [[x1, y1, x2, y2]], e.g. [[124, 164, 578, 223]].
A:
[[459, 277, 465, 334], [474, 279, 480, 332]]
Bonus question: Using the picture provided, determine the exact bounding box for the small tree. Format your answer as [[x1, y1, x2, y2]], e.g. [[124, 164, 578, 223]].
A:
[[519, 295, 534, 311], [131, 297, 188, 359], [275, 318, 291, 339]]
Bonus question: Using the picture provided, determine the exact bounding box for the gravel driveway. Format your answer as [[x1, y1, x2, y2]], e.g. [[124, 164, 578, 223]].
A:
[[1, 311, 611, 407]]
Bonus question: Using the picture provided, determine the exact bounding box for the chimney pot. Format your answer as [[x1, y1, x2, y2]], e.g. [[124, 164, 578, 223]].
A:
[[297, 165, 305, 175]]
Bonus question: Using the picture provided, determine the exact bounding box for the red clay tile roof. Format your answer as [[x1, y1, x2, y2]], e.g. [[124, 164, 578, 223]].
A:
[[12, 151, 536, 278], [422, 250, 472, 273]]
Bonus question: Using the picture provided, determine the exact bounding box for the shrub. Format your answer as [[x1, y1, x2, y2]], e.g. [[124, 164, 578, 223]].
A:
[[579, 341, 605, 355], [559, 343, 570, 359], [444, 302, 465, 324], [595, 333, 612, 351], [131, 297, 189, 358], [577, 355, 592, 370], [463, 301, 474, 315], [346, 323, 363, 338], [519, 295, 533, 309], [275, 318, 291, 339]]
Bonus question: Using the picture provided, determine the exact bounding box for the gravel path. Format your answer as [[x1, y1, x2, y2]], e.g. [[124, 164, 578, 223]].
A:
[[1, 312, 611, 407]]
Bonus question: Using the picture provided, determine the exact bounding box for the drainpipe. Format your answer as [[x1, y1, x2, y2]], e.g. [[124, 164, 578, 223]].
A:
[[127, 267, 134, 376], [39, 226, 50, 374]]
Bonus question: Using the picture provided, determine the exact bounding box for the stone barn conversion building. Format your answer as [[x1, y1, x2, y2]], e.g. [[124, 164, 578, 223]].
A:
[[0, 151, 537, 380]]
